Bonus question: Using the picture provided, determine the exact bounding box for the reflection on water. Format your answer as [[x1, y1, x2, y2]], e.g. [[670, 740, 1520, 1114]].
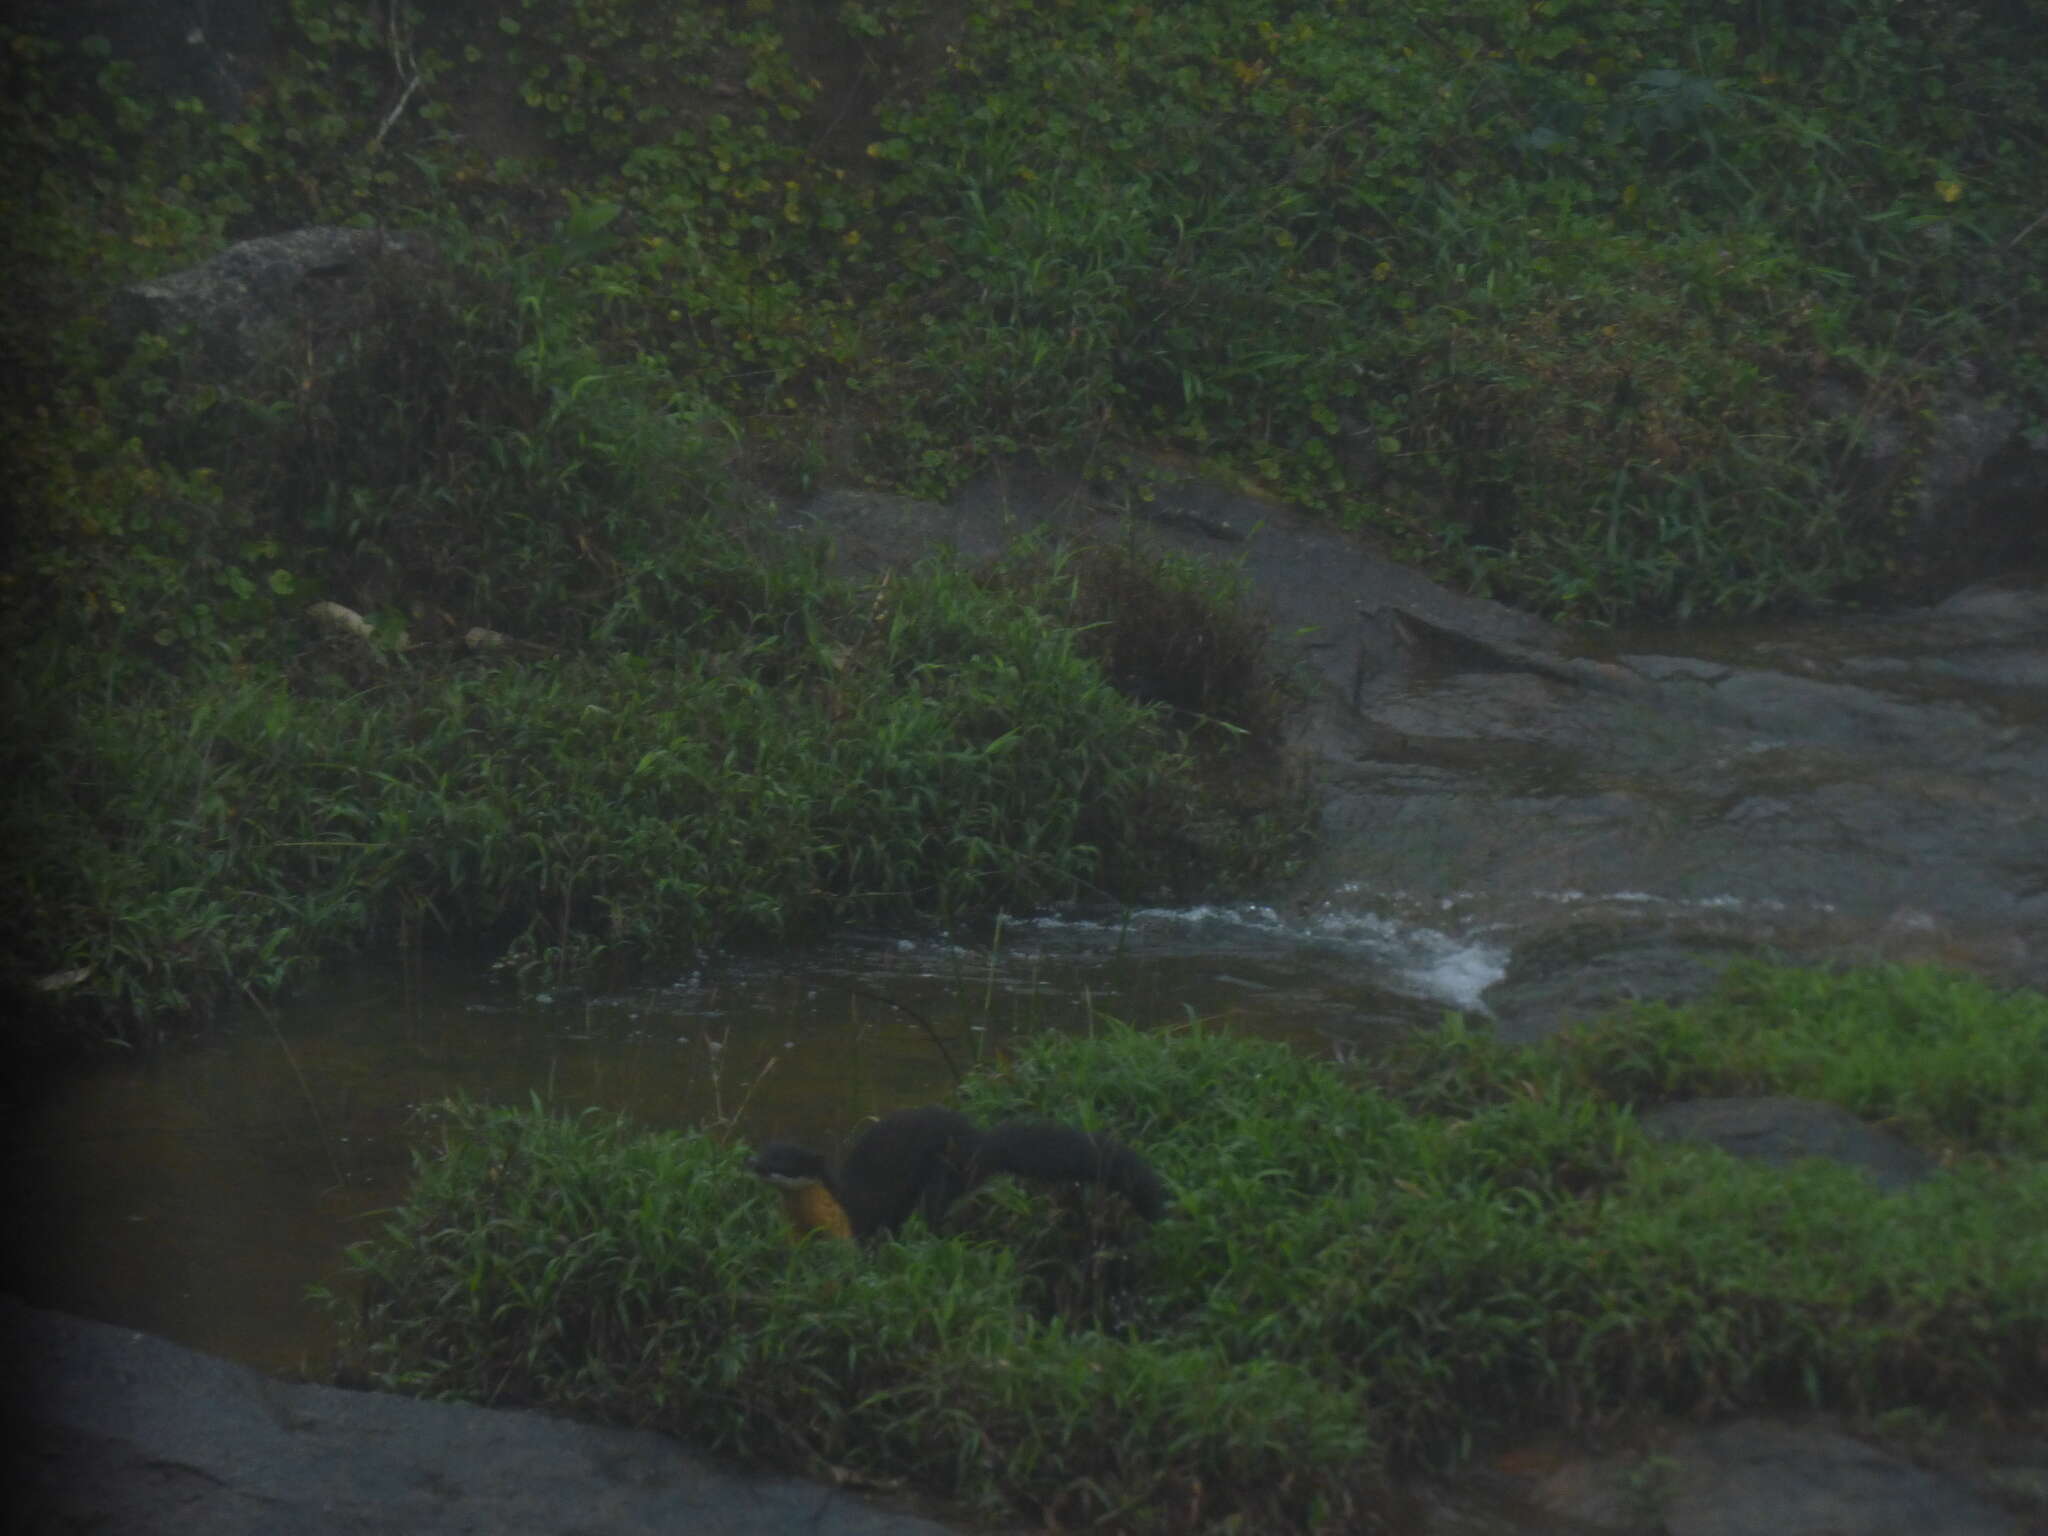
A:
[[9, 905, 1495, 1374]]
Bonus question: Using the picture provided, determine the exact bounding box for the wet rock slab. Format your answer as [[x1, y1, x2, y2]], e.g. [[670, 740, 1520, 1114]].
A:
[[4, 1297, 953, 1536], [790, 471, 2048, 998], [1480, 919, 1755, 1044], [1639, 1095, 1938, 1191], [1522, 1419, 2028, 1536]]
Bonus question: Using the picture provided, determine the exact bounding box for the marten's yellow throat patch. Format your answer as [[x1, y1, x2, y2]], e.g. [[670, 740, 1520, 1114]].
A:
[[764, 1176, 854, 1241]]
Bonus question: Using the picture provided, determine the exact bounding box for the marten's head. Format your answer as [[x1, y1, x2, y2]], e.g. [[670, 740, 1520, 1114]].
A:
[[747, 1142, 853, 1240], [747, 1142, 829, 1187]]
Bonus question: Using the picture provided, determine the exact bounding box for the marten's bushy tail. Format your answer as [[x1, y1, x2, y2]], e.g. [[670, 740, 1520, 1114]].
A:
[[972, 1120, 1169, 1221]]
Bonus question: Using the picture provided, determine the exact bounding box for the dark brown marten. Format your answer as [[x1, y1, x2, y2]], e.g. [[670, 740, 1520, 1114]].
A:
[[748, 1107, 1167, 1242]]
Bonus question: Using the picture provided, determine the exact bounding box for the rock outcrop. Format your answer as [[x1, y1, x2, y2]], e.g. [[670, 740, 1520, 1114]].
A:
[[6, 1297, 953, 1536]]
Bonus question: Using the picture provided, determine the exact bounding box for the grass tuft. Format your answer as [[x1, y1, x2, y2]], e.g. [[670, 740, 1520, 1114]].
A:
[[333, 964, 2048, 1529]]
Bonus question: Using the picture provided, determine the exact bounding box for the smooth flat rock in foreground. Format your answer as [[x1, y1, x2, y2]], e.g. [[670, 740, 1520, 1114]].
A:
[[4, 1297, 954, 1536]]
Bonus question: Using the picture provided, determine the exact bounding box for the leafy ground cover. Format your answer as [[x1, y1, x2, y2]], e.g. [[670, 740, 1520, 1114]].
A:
[[18, 0, 2044, 620], [331, 962, 2048, 1532]]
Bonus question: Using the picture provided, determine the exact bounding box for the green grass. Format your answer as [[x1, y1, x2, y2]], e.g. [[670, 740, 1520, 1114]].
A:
[[7, 2, 2045, 628], [330, 963, 2048, 1531], [6, 538, 1294, 1037], [0, 194, 1301, 1040]]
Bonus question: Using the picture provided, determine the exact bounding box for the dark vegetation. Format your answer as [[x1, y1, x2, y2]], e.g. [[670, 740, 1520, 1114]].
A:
[[2, 9, 1310, 1040], [16, 0, 2043, 615], [330, 962, 2048, 1532], [3, 0, 2043, 1035]]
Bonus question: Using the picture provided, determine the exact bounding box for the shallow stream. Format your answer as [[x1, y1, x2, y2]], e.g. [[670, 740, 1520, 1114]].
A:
[[8, 905, 1485, 1372]]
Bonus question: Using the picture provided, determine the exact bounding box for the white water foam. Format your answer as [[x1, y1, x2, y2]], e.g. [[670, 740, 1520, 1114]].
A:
[[1010, 901, 1510, 1013]]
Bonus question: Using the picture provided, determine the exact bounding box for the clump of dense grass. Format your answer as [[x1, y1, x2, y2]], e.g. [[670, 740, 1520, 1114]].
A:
[[332, 964, 2048, 1531], [5, 601, 1219, 1032], [332, 1097, 1376, 1532], [5, 533, 1295, 1036], [993, 539, 1293, 744], [1379, 960, 2048, 1162]]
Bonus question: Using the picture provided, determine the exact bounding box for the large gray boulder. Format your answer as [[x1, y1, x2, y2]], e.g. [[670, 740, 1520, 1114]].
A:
[[5, 1298, 954, 1536], [109, 227, 430, 377], [1640, 1094, 1939, 1191]]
